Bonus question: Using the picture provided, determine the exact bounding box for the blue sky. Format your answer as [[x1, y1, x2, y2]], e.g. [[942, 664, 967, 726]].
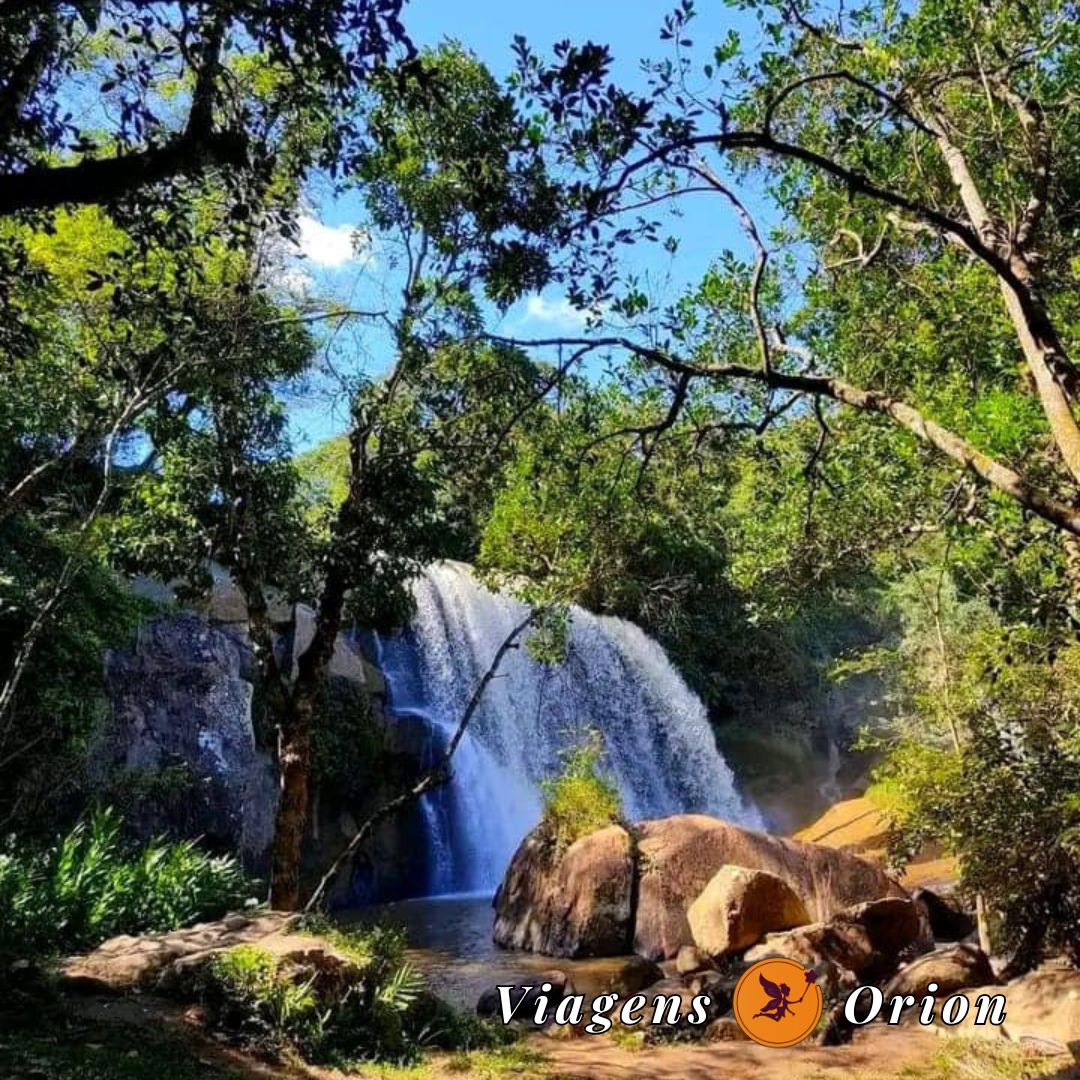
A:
[[283, 1, 770, 448]]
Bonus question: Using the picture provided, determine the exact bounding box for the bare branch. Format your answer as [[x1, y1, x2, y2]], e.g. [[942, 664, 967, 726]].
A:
[[495, 333, 1080, 538], [303, 610, 539, 912]]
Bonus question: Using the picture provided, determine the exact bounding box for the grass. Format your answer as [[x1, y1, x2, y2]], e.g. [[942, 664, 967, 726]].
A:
[[809, 1039, 1072, 1080], [608, 1028, 645, 1052], [364, 1044, 553, 1079]]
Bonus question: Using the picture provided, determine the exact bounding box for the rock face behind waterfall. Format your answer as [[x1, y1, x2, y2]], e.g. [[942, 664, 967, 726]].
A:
[[493, 813, 905, 960], [91, 613, 277, 862]]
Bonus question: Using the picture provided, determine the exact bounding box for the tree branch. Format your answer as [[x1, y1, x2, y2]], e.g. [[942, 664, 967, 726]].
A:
[[0, 129, 247, 216], [494, 334, 1080, 537], [303, 610, 539, 911]]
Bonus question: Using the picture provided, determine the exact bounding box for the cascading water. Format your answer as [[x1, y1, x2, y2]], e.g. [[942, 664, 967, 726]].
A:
[[368, 561, 760, 897]]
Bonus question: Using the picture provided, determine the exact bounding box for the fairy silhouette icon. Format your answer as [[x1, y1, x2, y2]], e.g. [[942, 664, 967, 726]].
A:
[[753, 967, 818, 1023], [733, 958, 823, 1046]]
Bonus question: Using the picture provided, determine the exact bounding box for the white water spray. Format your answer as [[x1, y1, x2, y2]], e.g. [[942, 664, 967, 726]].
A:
[[370, 562, 759, 895]]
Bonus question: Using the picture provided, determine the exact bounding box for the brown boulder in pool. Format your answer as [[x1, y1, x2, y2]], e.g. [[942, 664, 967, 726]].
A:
[[493, 824, 634, 957], [494, 814, 905, 960]]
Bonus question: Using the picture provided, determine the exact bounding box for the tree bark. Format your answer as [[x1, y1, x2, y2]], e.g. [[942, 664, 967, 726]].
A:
[[0, 131, 247, 216], [925, 116, 1080, 487], [500, 335, 1080, 539], [267, 569, 348, 910]]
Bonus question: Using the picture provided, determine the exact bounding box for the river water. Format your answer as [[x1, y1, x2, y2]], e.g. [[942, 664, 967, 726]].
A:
[[344, 892, 643, 1009]]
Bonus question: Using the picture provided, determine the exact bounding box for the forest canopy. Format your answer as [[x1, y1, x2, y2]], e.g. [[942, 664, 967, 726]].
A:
[[1, 0, 1079, 966]]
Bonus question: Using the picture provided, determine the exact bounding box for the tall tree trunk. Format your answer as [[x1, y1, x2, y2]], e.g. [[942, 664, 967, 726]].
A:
[[268, 570, 348, 910], [927, 116, 1080, 487], [269, 697, 313, 911], [998, 272, 1080, 487]]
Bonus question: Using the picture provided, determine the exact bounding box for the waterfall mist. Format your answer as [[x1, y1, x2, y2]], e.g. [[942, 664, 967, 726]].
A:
[[369, 561, 760, 897]]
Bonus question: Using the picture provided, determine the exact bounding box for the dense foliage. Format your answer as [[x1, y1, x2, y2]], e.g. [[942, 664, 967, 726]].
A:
[[860, 569, 1080, 968], [0, 809, 251, 960], [0, 521, 155, 832], [3, 0, 1080, 972]]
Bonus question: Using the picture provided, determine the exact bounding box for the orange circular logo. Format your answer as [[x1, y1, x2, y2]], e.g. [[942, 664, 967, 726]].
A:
[[732, 957, 823, 1047]]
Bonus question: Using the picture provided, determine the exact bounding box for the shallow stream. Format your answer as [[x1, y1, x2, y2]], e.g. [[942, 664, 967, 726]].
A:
[[343, 893, 640, 1009]]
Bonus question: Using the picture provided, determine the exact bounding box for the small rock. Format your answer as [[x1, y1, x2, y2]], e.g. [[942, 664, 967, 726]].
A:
[[675, 945, 708, 976], [885, 944, 997, 1001], [944, 967, 1080, 1051], [845, 897, 929, 979], [705, 1017, 747, 1041], [688, 970, 733, 1014], [601, 955, 665, 996], [476, 970, 571, 1021], [745, 920, 874, 995]]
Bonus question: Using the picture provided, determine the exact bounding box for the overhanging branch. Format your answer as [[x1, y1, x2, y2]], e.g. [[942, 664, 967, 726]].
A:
[[494, 334, 1080, 538]]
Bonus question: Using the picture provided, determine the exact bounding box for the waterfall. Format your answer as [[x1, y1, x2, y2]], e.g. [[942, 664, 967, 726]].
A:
[[369, 561, 760, 897]]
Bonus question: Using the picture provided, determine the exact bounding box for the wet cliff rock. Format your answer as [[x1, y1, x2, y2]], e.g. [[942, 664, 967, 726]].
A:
[[90, 613, 278, 864]]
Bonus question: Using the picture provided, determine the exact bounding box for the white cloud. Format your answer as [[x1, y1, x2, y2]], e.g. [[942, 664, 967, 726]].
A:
[[523, 294, 591, 327], [296, 214, 365, 268], [262, 213, 374, 297]]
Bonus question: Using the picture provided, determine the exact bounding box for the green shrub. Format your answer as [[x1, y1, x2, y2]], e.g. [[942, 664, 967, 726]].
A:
[[0, 808, 252, 959], [862, 594, 1080, 970], [203, 946, 322, 1055], [202, 921, 425, 1066], [538, 731, 622, 855], [402, 991, 516, 1053], [200, 918, 512, 1068]]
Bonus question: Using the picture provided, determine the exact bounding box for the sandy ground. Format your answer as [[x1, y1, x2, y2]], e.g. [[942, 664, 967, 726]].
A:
[[532, 1027, 948, 1080], [64, 993, 1080, 1080]]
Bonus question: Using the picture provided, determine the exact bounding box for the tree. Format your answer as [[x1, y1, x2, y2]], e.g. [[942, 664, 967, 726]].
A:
[[0, 0, 409, 216], [507, 0, 1080, 539], [0, 1, 414, 734], [113, 43, 566, 908], [0, 200, 311, 729], [860, 559, 1080, 968]]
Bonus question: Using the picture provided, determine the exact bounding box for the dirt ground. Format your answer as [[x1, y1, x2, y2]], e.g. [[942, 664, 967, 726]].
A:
[[43, 993, 1076, 1080]]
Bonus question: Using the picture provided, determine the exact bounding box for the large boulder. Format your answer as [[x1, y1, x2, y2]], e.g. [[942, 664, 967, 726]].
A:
[[633, 815, 905, 959], [687, 865, 810, 958], [91, 614, 277, 863], [493, 825, 633, 957], [745, 897, 928, 991], [795, 796, 959, 888], [60, 912, 297, 994], [494, 814, 904, 961], [885, 944, 997, 1001], [912, 887, 976, 942], [940, 967, 1080, 1052]]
